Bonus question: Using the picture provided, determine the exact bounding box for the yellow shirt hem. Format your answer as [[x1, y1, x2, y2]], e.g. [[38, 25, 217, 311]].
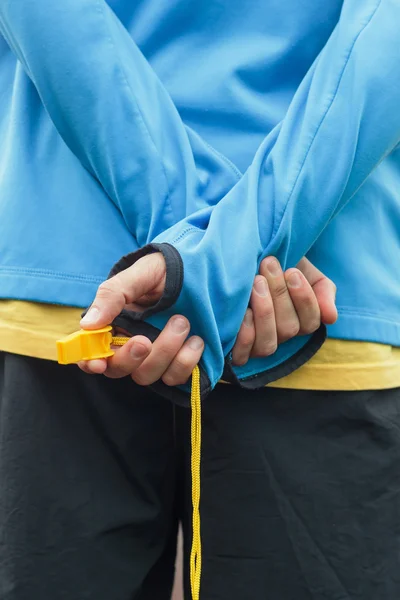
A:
[[1, 301, 400, 391]]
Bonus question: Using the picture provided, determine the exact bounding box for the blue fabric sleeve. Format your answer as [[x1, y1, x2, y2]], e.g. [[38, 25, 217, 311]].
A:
[[149, 0, 400, 387], [0, 0, 241, 245]]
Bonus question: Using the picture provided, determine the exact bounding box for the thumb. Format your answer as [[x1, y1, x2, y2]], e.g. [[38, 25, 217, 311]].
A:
[[296, 257, 338, 325], [80, 252, 166, 330]]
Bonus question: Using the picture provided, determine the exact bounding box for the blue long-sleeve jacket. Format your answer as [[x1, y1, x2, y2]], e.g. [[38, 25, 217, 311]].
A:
[[1, 0, 400, 396]]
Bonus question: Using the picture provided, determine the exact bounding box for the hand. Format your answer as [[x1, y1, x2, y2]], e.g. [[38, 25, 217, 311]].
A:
[[78, 252, 203, 386], [78, 251, 337, 385], [231, 256, 337, 365]]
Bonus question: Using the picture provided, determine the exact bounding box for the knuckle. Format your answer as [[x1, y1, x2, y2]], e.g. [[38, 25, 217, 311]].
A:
[[296, 293, 315, 308], [278, 320, 300, 341], [237, 332, 255, 350], [302, 318, 321, 334], [103, 366, 120, 379], [97, 281, 115, 296], [104, 370, 122, 380], [132, 371, 152, 387], [162, 373, 177, 387], [156, 345, 176, 362], [267, 342, 278, 355], [232, 354, 249, 367], [272, 282, 288, 299], [164, 373, 189, 387], [96, 281, 123, 303], [162, 355, 194, 386], [255, 302, 275, 319], [172, 355, 194, 373], [252, 341, 278, 358], [264, 341, 278, 356], [318, 275, 336, 295], [163, 365, 191, 386], [145, 253, 166, 282]]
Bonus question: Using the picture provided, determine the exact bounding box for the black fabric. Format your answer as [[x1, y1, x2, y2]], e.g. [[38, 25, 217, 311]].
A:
[[107, 243, 184, 321], [0, 352, 179, 600], [222, 323, 327, 389], [1, 352, 400, 600]]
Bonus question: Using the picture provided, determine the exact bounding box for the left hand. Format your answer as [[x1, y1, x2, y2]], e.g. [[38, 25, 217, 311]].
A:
[[231, 256, 337, 365]]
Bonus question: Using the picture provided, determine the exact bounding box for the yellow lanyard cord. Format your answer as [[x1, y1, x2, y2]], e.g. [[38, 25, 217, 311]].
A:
[[190, 365, 202, 600], [111, 336, 130, 346], [114, 337, 202, 599], [58, 332, 203, 598]]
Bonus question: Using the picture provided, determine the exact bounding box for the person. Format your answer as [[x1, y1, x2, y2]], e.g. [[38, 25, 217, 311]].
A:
[[0, 0, 400, 598]]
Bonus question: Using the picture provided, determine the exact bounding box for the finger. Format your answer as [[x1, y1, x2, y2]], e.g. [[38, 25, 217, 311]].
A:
[[250, 276, 278, 357], [296, 258, 338, 324], [162, 336, 205, 386], [285, 269, 321, 335], [102, 336, 152, 379], [78, 358, 108, 375], [132, 315, 190, 386], [80, 252, 166, 330], [260, 257, 300, 343], [232, 309, 255, 366]]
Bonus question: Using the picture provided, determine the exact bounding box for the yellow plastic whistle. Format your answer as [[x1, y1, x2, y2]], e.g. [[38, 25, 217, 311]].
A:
[[56, 326, 114, 364]]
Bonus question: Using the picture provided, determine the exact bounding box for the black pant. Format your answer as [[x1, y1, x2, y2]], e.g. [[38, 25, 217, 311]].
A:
[[1, 351, 400, 599]]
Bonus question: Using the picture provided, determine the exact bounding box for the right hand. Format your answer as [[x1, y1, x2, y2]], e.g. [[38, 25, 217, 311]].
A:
[[78, 252, 204, 386], [231, 256, 337, 365]]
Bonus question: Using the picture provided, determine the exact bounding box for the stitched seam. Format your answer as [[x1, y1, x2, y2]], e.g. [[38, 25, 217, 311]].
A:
[[271, 0, 382, 238], [168, 226, 198, 245], [202, 138, 242, 181], [0, 266, 103, 283], [337, 307, 400, 324]]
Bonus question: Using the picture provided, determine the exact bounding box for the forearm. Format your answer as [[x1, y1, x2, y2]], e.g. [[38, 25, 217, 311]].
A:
[[0, 0, 240, 243], [150, 0, 400, 387]]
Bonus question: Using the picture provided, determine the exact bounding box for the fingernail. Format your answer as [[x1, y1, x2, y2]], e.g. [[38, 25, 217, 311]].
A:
[[254, 277, 268, 296], [266, 258, 280, 277], [80, 306, 100, 325], [130, 342, 148, 359], [171, 316, 188, 334], [244, 309, 253, 326], [189, 336, 204, 351], [287, 272, 302, 289]]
